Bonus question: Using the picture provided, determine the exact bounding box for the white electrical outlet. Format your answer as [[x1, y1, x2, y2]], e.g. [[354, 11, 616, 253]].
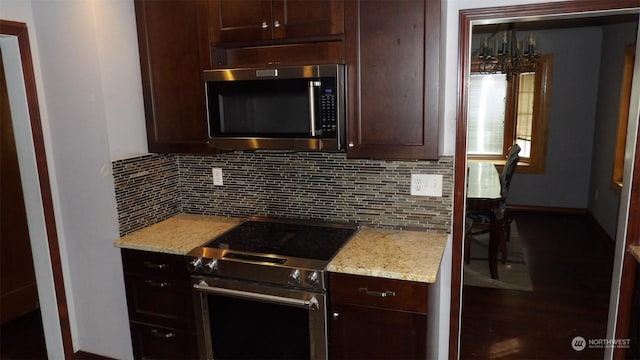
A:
[[410, 174, 443, 197], [212, 168, 223, 186]]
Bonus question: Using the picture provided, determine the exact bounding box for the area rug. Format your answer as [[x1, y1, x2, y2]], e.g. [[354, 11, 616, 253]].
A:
[[463, 221, 534, 292]]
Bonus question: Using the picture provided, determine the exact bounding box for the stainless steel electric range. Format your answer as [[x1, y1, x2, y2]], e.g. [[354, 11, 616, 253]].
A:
[[187, 216, 358, 360]]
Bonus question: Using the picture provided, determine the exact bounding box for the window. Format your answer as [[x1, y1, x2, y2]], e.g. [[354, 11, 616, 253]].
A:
[[613, 44, 635, 190], [515, 72, 535, 157], [467, 55, 553, 173], [468, 73, 507, 156]]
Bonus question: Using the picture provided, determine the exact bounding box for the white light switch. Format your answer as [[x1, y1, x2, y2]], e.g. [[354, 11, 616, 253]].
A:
[[411, 174, 442, 197], [212, 168, 223, 186]]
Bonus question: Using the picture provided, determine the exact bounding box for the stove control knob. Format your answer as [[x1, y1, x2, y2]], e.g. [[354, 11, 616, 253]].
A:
[[288, 269, 301, 284], [188, 257, 203, 272], [307, 271, 320, 285], [203, 259, 218, 273]]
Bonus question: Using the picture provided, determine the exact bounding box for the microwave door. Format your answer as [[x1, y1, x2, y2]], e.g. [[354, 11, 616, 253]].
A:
[[210, 80, 311, 137]]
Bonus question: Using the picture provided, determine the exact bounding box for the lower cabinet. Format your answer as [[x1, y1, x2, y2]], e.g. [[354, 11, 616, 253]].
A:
[[329, 272, 428, 359], [629, 263, 639, 359], [129, 323, 194, 360], [121, 249, 197, 359]]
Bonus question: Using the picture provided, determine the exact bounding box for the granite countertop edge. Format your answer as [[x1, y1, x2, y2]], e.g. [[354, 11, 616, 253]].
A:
[[630, 245, 640, 264], [114, 214, 448, 283]]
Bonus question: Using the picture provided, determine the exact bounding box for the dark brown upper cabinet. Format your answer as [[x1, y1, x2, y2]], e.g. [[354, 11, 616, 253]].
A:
[[134, 0, 212, 154], [345, 0, 441, 160], [209, 0, 346, 68], [210, 0, 344, 44]]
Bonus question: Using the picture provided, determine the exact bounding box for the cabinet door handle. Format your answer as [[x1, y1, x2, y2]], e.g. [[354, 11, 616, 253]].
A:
[[274, 20, 281, 28], [145, 280, 171, 288], [261, 21, 269, 29], [358, 287, 396, 297], [332, 312, 340, 320], [150, 329, 175, 339], [143, 261, 168, 269]]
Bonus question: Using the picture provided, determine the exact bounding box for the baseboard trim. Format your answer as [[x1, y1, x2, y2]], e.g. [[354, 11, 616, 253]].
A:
[[586, 212, 616, 251], [507, 204, 588, 215], [507, 204, 615, 251], [75, 351, 116, 360]]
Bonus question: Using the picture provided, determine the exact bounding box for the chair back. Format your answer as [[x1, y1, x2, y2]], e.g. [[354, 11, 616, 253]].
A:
[[499, 144, 521, 198]]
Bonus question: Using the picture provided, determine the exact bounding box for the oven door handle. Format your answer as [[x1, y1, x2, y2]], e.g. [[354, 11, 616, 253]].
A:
[[194, 281, 319, 310]]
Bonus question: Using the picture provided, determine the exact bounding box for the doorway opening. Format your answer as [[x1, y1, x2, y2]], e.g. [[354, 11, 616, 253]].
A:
[[452, 3, 640, 359], [0, 21, 73, 358]]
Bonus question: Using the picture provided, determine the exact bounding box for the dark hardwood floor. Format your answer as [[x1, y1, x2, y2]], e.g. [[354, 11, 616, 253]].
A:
[[1, 309, 47, 359], [461, 211, 615, 359]]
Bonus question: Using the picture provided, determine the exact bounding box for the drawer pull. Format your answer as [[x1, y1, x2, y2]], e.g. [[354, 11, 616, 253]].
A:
[[359, 287, 396, 297], [150, 329, 175, 339], [145, 280, 171, 288], [143, 261, 168, 269]]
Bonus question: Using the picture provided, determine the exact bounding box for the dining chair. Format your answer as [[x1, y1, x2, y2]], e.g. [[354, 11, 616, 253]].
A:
[[465, 144, 521, 277], [499, 144, 521, 242], [464, 216, 474, 264]]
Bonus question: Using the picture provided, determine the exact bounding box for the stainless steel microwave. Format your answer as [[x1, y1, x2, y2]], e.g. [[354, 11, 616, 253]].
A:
[[204, 64, 346, 152]]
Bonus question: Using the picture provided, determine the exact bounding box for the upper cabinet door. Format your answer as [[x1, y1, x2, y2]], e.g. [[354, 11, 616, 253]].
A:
[[272, 0, 344, 40], [210, 0, 273, 43], [345, 0, 441, 160], [135, 0, 212, 153], [211, 0, 344, 44]]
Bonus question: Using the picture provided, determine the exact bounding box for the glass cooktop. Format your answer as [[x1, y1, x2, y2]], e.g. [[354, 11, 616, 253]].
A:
[[203, 218, 357, 261]]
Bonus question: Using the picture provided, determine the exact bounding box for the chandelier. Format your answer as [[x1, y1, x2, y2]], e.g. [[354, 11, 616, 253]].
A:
[[475, 23, 540, 79]]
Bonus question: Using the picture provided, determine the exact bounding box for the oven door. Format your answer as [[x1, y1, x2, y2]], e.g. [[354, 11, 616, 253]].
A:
[[192, 276, 328, 360]]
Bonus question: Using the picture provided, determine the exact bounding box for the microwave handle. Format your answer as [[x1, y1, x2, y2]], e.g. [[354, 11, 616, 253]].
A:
[[308, 81, 321, 136]]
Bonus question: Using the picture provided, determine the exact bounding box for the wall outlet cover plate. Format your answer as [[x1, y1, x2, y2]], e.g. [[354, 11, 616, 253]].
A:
[[410, 174, 442, 197], [212, 168, 223, 186]]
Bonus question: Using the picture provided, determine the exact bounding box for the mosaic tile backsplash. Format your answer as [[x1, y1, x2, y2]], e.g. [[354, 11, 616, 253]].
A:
[[113, 152, 453, 236], [112, 154, 180, 236]]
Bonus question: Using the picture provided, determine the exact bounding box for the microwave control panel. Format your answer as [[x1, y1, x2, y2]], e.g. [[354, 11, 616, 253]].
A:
[[320, 86, 337, 137]]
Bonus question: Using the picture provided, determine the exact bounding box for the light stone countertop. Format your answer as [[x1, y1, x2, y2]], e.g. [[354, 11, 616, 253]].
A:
[[630, 245, 640, 264], [114, 213, 243, 255], [115, 214, 448, 283], [327, 227, 448, 283]]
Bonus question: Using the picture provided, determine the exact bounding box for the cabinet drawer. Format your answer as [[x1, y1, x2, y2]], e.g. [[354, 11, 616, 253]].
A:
[[122, 249, 187, 278], [329, 273, 427, 313], [130, 322, 196, 360], [124, 273, 192, 325]]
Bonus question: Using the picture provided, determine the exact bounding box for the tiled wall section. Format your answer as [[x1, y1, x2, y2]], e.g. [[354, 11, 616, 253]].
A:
[[113, 152, 454, 235], [112, 154, 181, 236], [178, 152, 453, 232]]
